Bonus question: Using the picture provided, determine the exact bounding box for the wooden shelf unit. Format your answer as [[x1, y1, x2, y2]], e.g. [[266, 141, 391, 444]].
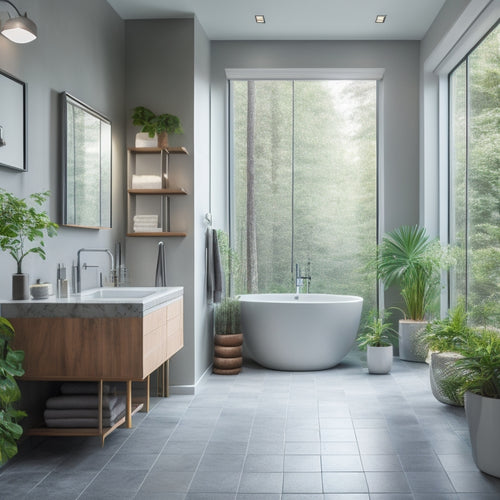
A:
[[127, 146, 189, 236]]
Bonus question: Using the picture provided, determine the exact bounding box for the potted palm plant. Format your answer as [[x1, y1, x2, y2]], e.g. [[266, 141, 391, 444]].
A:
[[0, 316, 26, 464], [441, 328, 500, 477], [377, 225, 450, 362], [131, 106, 183, 148], [0, 190, 58, 300], [357, 309, 397, 374], [213, 298, 243, 375]]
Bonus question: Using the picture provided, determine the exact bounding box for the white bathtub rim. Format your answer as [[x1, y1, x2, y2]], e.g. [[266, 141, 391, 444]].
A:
[[239, 293, 363, 304]]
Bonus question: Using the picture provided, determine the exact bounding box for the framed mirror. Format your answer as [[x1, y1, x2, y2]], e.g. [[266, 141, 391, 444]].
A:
[[61, 92, 112, 228], [0, 69, 26, 172]]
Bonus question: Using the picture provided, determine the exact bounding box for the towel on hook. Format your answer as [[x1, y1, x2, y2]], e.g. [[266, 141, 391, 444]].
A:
[[207, 229, 224, 303]]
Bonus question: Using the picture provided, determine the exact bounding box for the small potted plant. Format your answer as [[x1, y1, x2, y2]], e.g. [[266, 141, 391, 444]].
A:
[[0, 190, 58, 300], [213, 298, 243, 375], [377, 225, 452, 362], [357, 309, 397, 374], [418, 302, 473, 405], [441, 328, 500, 477], [131, 106, 183, 148], [0, 316, 26, 464]]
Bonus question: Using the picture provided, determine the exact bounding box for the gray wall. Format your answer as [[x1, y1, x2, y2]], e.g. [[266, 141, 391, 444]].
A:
[[210, 41, 421, 238], [0, 0, 125, 427], [0, 0, 126, 296], [125, 18, 212, 390]]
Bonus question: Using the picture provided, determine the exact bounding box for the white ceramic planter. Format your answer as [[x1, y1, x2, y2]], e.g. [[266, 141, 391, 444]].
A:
[[367, 345, 393, 374], [465, 391, 500, 478], [398, 320, 428, 362], [430, 351, 464, 406], [135, 132, 157, 148]]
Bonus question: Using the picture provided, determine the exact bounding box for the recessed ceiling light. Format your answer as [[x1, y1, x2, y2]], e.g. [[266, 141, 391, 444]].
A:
[[255, 15, 265, 24], [375, 15, 387, 24]]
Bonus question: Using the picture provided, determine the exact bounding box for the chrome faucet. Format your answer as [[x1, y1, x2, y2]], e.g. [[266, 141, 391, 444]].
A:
[[76, 248, 115, 292], [295, 262, 312, 295]]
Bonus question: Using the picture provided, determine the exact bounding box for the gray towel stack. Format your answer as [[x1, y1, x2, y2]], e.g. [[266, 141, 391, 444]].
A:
[[44, 383, 126, 428]]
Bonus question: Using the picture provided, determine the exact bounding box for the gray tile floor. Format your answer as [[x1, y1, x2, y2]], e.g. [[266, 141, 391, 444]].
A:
[[2, 352, 500, 499]]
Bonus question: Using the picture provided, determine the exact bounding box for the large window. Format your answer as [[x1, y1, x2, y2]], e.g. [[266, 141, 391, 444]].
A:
[[449, 24, 500, 324], [229, 80, 377, 312]]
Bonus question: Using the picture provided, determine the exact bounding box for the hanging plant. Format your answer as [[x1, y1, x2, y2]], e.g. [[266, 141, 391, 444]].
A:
[[0, 317, 26, 464]]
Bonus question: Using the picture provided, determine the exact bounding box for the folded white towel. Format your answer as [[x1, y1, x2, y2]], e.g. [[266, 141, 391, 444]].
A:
[[134, 226, 162, 233], [133, 214, 158, 222], [133, 221, 158, 227], [131, 175, 162, 189]]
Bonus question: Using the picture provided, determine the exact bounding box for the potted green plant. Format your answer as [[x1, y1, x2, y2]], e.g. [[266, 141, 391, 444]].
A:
[[213, 298, 243, 375], [357, 309, 397, 374], [0, 190, 58, 300], [0, 316, 26, 464], [131, 106, 183, 148], [441, 328, 500, 477], [377, 225, 451, 362], [419, 302, 473, 406]]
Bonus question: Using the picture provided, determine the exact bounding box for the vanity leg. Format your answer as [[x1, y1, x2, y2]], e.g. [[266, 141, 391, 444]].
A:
[[165, 360, 170, 398], [145, 375, 150, 412], [98, 380, 104, 446], [126, 380, 132, 428]]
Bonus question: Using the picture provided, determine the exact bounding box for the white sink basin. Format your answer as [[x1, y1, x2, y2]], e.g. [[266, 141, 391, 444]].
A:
[[80, 287, 158, 300]]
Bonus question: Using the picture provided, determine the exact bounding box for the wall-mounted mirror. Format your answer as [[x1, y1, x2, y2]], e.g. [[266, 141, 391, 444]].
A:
[[61, 92, 112, 229]]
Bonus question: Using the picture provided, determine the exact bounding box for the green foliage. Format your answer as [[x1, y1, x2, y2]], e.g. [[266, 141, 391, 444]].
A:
[[132, 106, 183, 137], [442, 328, 500, 400], [0, 190, 58, 274], [419, 301, 475, 353], [0, 317, 26, 465], [377, 225, 451, 320], [357, 309, 397, 350], [214, 298, 241, 335]]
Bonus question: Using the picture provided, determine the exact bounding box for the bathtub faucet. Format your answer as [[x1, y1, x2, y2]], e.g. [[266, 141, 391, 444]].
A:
[[295, 263, 311, 294]]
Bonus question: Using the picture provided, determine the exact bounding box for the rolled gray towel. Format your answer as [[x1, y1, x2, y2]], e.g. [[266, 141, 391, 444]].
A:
[[45, 410, 126, 428], [45, 394, 123, 410], [44, 398, 125, 421]]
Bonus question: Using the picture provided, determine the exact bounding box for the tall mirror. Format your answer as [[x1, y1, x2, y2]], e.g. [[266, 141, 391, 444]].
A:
[[61, 92, 112, 228]]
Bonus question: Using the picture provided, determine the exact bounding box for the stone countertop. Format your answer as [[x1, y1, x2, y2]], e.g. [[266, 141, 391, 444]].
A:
[[0, 287, 183, 318]]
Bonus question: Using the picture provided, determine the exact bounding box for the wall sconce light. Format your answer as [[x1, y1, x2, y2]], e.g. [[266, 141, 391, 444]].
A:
[[0, 0, 37, 44]]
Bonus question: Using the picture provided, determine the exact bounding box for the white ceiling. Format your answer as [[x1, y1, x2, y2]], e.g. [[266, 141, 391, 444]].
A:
[[107, 0, 447, 41]]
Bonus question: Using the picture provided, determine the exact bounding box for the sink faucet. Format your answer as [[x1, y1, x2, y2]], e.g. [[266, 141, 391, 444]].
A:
[[295, 262, 311, 295], [76, 248, 115, 292]]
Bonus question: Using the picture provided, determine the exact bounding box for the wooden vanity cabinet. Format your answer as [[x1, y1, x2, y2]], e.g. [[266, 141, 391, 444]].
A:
[[8, 296, 183, 443]]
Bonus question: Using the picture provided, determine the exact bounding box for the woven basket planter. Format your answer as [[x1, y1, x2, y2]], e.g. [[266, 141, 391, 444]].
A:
[[430, 351, 464, 406], [213, 333, 243, 375]]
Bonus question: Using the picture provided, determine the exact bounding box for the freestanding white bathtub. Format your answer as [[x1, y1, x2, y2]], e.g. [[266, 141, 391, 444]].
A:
[[240, 293, 363, 371]]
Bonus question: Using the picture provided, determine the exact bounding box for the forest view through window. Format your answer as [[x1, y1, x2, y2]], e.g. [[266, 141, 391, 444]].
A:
[[230, 80, 377, 313], [449, 24, 500, 324]]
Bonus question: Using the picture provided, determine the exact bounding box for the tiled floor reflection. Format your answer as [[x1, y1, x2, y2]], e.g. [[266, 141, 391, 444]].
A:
[[2, 352, 500, 499]]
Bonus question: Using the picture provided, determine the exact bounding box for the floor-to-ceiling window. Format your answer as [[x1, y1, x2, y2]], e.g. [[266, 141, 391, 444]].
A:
[[229, 79, 377, 313], [449, 23, 500, 324]]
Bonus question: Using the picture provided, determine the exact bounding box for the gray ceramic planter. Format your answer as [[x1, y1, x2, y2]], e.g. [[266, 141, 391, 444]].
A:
[[398, 320, 428, 362], [367, 345, 393, 374], [465, 391, 500, 478]]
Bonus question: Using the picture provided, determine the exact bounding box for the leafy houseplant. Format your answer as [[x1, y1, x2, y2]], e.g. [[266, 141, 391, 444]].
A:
[[377, 225, 451, 361], [131, 106, 183, 148], [358, 309, 397, 374], [0, 190, 58, 300], [420, 303, 473, 406], [213, 298, 243, 375], [0, 317, 26, 465], [441, 328, 500, 477]]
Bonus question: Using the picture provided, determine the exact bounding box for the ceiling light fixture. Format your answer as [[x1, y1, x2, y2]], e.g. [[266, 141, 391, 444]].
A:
[[0, 0, 37, 44], [255, 15, 265, 24], [375, 15, 387, 24]]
